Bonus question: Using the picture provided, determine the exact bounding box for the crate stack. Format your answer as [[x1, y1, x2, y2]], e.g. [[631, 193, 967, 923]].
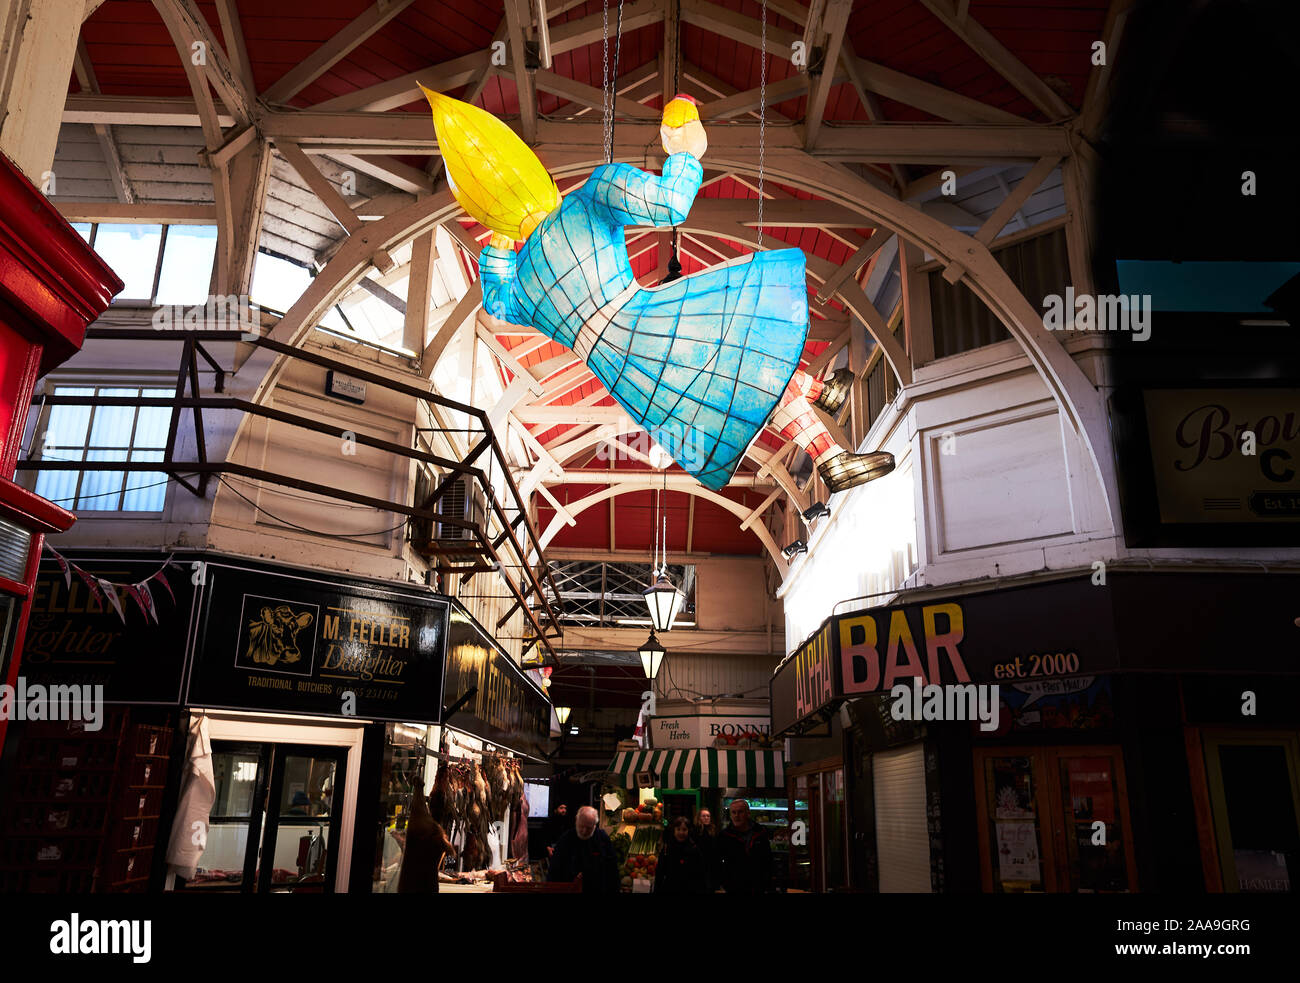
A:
[[0, 709, 128, 892], [0, 711, 175, 893], [104, 721, 174, 893]]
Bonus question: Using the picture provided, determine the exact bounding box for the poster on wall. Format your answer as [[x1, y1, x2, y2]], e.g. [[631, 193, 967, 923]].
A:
[[1065, 757, 1116, 824], [186, 562, 448, 722], [986, 676, 1116, 736], [995, 822, 1041, 883], [21, 554, 195, 704]]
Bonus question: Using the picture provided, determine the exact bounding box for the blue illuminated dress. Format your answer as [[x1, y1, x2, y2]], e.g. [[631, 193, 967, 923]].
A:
[[478, 152, 809, 491]]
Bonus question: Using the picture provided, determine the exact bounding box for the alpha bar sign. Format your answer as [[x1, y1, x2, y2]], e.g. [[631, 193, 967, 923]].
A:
[[185, 562, 449, 722], [771, 618, 838, 736], [442, 603, 551, 760], [772, 577, 1119, 737]]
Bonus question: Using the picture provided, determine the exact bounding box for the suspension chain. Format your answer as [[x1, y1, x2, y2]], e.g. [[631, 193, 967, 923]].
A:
[[758, 0, 766, 248], [602, 0, 611, 164]]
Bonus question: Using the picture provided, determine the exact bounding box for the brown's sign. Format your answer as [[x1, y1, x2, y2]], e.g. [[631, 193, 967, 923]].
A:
[[1144, 388, 1300, 524]]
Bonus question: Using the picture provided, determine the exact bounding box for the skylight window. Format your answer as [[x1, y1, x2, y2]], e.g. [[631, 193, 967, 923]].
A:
[[154, 225, 218, 305], [93, 224, 163, 300]]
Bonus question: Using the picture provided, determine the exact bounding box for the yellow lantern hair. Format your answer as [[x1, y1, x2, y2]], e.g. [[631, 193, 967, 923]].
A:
[[419, 84, 559, 241]]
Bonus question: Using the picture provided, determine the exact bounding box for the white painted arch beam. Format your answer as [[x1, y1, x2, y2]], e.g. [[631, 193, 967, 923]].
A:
[[538, 482, 789, 577]]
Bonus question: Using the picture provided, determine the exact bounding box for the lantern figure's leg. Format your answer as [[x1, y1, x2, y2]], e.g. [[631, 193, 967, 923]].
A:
[[771, 372, 896, 493]]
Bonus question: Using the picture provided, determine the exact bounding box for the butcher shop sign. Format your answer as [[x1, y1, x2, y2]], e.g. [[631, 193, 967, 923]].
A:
[[185, 561, 449, 722]]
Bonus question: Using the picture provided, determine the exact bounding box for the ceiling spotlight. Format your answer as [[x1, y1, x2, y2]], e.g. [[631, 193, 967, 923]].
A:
[[782, 539, 808, 560], [802, 501, 831, 522]]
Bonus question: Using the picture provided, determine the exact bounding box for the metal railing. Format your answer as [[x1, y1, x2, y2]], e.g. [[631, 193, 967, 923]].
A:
[[17, 327, 565, 661]]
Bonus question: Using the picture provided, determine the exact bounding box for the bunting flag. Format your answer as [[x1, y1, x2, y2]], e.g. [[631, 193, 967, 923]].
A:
[[51, 548, 72, 589], [122, 583, 150, 622], [73, 565, 104, 607], [43, 545, 178, 624], [138, 580, 160, 623], [149, 564, 175, 603], [98, 578, 126, 622]]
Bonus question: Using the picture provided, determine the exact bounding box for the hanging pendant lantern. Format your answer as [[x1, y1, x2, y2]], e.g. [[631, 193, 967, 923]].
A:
[[643, 572, 684, 632], [638, 631, 666, 680]]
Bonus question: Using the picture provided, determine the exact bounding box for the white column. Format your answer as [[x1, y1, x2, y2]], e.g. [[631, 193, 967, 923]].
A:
[[0, 0, 83, 186]]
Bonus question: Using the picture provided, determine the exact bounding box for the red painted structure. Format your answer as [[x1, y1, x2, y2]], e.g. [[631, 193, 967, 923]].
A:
[[0, 152, 122, 754]]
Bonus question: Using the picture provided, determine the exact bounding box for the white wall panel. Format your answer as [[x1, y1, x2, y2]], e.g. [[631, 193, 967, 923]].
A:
[[931, 408, 1073, 553]]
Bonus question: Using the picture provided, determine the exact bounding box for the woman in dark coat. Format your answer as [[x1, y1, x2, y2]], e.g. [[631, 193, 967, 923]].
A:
[[694, 808, 719, 892], [654, 816, 707, 894]]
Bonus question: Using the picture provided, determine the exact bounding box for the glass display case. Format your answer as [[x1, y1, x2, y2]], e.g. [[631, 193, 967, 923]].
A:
[[373, 723, 437, 893], [747, 795, 804, 893]]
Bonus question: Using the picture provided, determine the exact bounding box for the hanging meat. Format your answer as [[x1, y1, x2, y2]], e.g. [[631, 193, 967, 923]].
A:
[[510, 789, 529, 860], [509, 758, 524, 804], [485, 755, 511, 822], [429, 761, 454, 828]]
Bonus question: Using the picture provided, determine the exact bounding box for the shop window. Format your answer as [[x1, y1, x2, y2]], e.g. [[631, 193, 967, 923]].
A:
[[374, 723, 437, 893], [1202, 734, 1300, 893], [974, 746, 1138, 893], [32, 385, 173, 512], [787, 768, 846, 892], [181, 741, 345, 893]]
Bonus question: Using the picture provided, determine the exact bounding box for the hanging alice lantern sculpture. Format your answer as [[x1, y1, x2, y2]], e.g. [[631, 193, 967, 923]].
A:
[[421, 85, 894, 494]]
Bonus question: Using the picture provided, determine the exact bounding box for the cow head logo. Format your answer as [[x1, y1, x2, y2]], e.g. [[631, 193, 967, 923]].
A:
[[246, 604, 314, 666]]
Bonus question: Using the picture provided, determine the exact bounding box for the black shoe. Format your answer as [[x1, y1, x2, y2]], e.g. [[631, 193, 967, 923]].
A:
[[817, 450, 895, 493], [812, 369, 855, 415]]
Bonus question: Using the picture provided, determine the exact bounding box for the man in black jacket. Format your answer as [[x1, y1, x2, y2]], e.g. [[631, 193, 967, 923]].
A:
[[716, 799, 772, 894], [548, 806, 620, 894]]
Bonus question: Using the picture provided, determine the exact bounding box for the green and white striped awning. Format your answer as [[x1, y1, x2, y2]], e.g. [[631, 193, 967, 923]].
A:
[[609, 747, 786, 790]]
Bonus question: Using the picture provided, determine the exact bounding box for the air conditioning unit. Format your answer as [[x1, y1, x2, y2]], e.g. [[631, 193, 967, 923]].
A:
[[412, 470, 487, 547], [434, 474, 486, 541]]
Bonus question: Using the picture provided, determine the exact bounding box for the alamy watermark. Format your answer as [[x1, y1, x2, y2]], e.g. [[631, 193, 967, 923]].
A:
[[890, 677, 1000, 732], [152, 293, 260, 333], [593, 428, 712, 471], [50, 914, 150, 963], [1042, 286, 1151, 342], [0, 677, 103, 731]]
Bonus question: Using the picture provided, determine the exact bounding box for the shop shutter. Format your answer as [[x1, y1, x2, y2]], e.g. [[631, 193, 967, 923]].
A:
[[872, 744, 932, 893]]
